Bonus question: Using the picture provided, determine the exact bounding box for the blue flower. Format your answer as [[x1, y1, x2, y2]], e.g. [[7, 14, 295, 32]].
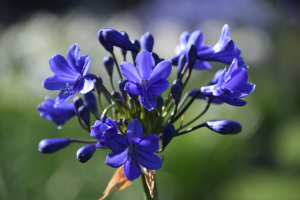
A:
[[105, 119, 162, 181], [171, 30, 212, 70], [171, 24, 247, 69], [38, 138, 71, 153], [90, 118, 119, 148], [37, 97, 76, 126], [43, 44, 94, 104], [197, 24, 247, 68], [200, 59, 256, 106], [120, 51, 172, 110]]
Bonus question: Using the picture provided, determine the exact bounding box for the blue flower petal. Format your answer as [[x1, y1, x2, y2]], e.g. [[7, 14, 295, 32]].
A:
[[127, 119, 143, 144], [120, 62, 141, 83], [124, 82, 141, 96], [67, 44, 81, 73], [50, 55, 77, 77], [56, 90, 75, 104], [148, 60, 172, 83], [75, 55, 90, 76], [108, 134, 129, 153], [137, 135, 159, 153], [79, 78, 94, 94], [136, 51, 154, 79], [105, 151, 127, 168], [140, 96, 157, 111], [225, 68, 248, 91], [124, 157, 141, 181], [137, 151, 162, 170], [193, 60, 212, 70], [219, 96, 247, 106], [43, 75, 76, 91], [150, 79, 169, 96], [186, 30, 204, 50]]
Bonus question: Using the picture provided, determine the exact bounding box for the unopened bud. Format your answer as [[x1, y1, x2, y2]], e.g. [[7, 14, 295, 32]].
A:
[[38, 138, 71, 153], [131, 39, 141, 61], [120, 31, 129, 56], [206, 120, 242, 135], [118, 79, 128, 101], [171, 84, 182, 105], [97, 30, 113, 53], [141, 32, 154, 52], [76, 144, 96, 163], [78, 106, 90, 128], [103, 56, 114, 77], [162, 124, 176, 148], [73, 97, 84, 115], [84, 92, 98, 114], [186, 44, 197, 70]]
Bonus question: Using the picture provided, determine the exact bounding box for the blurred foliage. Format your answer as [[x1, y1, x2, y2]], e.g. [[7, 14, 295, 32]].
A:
[[1, 1, 300, 200]]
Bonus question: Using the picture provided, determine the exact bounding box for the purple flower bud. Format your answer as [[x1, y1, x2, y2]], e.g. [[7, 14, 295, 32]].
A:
[[206, 120, 242, 135], [76, 144, 96, 163], [97, 30, 113, 53], [100, 114, 107, 124], [156, 96, 164, 113], [120, 31, 129, 56], [84, 92, 98, 114], [103, 56, 114, 77], [162, 123, 176, 148], [141, 32, 154, 52], [173, 79, 183, 88], [102, 28, 139, 52], [118, 79, 128, 101], [78, 106, 90, 127], [111, 91, 123, 106], [73, 97, 84, 115], [38, 138, 71, 153], [93, 76, 103, 95], [151, 52, 164, 66], [171, 84, 182, 105], [131, 39, 141, 62], [177, 53, 186, 77], [186, 44, 197, 70]]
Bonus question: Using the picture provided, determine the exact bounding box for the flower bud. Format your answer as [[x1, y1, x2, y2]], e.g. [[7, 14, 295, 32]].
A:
[[97, 30, 113, 53], [76, 144, 96, 163], [186, 44, 197, 70], [131, 39, 141, 61], [162, 123, 176, 148], [171, 84, 182, 105], [156, 96, 164, 113], [177, 53, 186, 77], [122, 118, 128, 126], [93, 77, 103, 95], [84, 92, 98, 114], [151, 52, 164, 66], [78, 106, 90, 128], [73, 97, 84, 115], [102, 28, 139, 52], [206, 120, 242, 135], [120, 31, 129, 56], [38, 138, 71, 153], [173, 79, 183, 88], [103, 56, 114, 77], [118, 79, 128, 101], [111, 91, 123, 106], [141, 32, 154, 52]]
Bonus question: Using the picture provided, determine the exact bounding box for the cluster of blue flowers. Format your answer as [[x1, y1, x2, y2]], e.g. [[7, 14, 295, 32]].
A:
[[37, 24, 255, 182]]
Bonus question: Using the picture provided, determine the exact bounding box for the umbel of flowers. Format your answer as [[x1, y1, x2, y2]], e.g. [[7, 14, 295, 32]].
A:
[[37, 24, 255, 199]]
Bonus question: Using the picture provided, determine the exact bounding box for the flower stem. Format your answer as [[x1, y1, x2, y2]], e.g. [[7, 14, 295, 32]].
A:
[[111, 52, 123, 79], [96, 93, 104, 112], [141, 175, 158, 200]]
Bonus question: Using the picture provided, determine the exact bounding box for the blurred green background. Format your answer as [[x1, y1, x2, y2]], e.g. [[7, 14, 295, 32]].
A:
[[1, 0, 300, 199]]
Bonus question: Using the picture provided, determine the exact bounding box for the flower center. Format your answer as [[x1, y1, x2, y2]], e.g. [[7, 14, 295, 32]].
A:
[[139, 79, 154, 103], [60, 83, 76, 96], [127, 144, 139, 163]]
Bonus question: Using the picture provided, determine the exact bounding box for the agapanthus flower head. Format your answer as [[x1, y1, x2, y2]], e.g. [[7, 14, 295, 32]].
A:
[[200, 59, 256, 106], [197, 24, 247, 69], [43, 44, 94, 103], [37, 97, 76, 126], [77, 144, 96, 163], [38, 138, 71, 153], [105, 119, 162, 181], [121, 51, 172, 110], [91, 117, 118, 148], [206, 120, 242, 135]]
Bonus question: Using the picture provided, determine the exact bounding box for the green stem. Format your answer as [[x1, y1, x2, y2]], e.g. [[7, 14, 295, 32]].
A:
[[111, 52, 123, 79]]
